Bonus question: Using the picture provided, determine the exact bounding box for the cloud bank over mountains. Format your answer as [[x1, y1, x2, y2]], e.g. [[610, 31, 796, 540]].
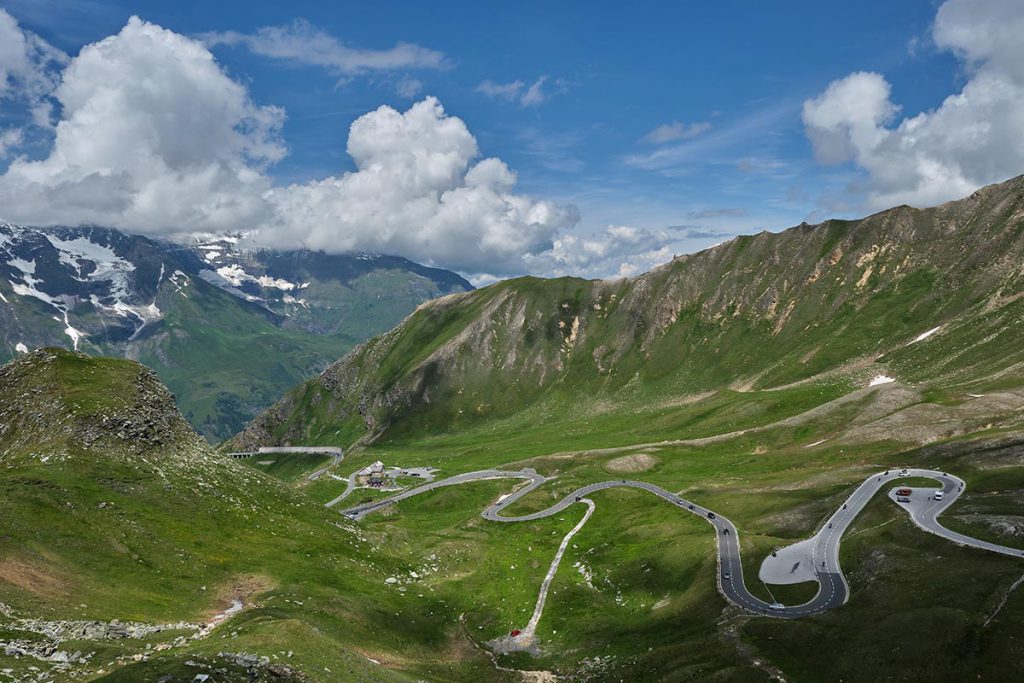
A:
[[0, 12, 660, 280], [803, 0, 1024, 209]]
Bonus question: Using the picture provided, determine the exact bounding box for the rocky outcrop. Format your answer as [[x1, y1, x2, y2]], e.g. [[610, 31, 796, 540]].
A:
[[0, 347, 203, 460]]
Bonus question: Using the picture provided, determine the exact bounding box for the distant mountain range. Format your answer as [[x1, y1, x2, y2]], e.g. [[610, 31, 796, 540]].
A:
[[0, 223, 472, 440]]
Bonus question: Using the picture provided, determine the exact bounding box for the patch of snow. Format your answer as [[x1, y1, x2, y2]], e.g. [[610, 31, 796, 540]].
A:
[[11, 280, 58, 306], [62, 310, 84, 350], [44, 234, 135, 300], [170, 270, 190, 297], [216, 264, 249, 287], [198, 269, 264, 303], [869, 375, 895, 387], [15, 342, 28, 353], [256, 274, 297, 291], [216, 264, 297, 292], [0, 290, 7, 303], [909, 326, 942, 344], [8, 256, 36, 275]]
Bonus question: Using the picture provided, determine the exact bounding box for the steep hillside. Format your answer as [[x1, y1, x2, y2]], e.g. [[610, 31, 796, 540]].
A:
[[232, 175, 1024, 450], [0, 349, 513, 682], [0, 224, 472, 440]]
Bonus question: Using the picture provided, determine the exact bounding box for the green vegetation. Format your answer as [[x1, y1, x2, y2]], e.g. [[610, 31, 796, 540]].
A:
[[8, 176, 1024, 680], [243, 453, 333, 482]]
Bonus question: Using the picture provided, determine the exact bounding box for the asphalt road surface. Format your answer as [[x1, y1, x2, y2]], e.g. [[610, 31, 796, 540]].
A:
[[340, 467, 1022, 618]]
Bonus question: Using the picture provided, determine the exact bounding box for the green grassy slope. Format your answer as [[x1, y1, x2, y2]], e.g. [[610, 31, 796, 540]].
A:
[[231, 174, 1024, 453], [3, 350, 1024, 680]]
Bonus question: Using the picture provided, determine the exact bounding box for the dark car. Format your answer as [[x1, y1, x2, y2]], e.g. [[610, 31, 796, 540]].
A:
[[707, 512, 716, 520]]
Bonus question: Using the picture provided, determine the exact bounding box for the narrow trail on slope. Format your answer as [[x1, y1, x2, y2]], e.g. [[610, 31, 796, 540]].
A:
[[488, 498, 596, 654], [339, 467, 1024, 631]]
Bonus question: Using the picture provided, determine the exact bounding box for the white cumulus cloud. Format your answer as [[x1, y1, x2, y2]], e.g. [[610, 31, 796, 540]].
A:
[[0, 16, 284, 232], [260, 97, 579, 276], [0, 8, 67, 146], [523, 224, 673, 280], [0, 17, 677, 280], [803, 0, 1024, 209]]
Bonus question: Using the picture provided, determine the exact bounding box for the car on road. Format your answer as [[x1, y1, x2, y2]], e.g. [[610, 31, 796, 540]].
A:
[[723, 571, 731, 580], [899, 468, 909, 476], [769, 602, 784, 610], [934, 491, 944, 501], [722, 528, 730, 535], [707, 512, 716, 520], [688, 504, 695, 510], [897, 496, 910, 503]]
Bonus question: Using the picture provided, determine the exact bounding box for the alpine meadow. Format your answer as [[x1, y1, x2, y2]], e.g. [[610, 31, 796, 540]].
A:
[[2, 2, 1024, 682]]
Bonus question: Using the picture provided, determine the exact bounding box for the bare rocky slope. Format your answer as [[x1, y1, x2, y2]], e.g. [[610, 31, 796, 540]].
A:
[[229, 174, 1024, 451]]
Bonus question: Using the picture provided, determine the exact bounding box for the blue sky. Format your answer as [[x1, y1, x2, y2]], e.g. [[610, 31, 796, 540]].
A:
[[1, 0, 1021, 281]]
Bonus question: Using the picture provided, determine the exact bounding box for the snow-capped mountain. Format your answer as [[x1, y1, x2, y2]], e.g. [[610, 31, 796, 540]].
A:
[[0, 222, 472, 440]]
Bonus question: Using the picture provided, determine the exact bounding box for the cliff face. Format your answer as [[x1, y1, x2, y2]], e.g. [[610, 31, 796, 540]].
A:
[[230, 175, 1024, 450]]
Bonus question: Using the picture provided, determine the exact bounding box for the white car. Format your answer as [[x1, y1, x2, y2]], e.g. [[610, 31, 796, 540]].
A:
[[769, 602, 784, 610], [934, 491, 944, 501], [899, 469, 909, 476]]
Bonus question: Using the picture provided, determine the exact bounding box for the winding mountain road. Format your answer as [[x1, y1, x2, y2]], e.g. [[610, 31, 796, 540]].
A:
[[340, 467, 1023, 618]]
